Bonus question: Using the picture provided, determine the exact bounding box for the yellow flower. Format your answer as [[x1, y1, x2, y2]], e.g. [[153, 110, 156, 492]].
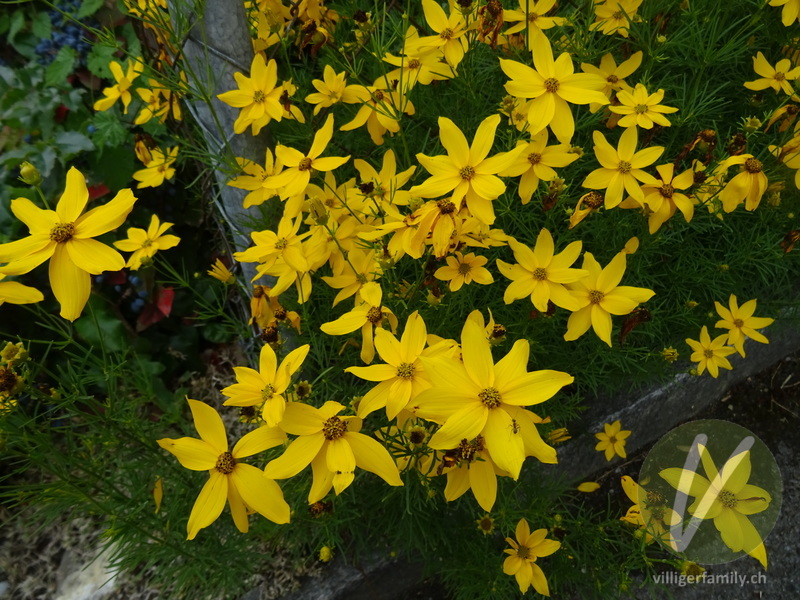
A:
[[410, 0, 470, 68], [217, 53, 285, 135], [590, 0, 643, 38], [500, 35, 609, 142], [266, 114, 350, 198], [321, 248, 382, 307], [320, 282, 398, 364], [620, 475, 680, 546], [207, 259, 235, 284], [503, 519, 560, 596], [661, 347, 679, 362], [157, 399, 289, 539], [304, 64, 362, 114], [714, 295, 774, 357], [717, 154, 769, 212], [263, 400, 403, 503], [582, 127, 663, 208], [498, 130, 579, 204], [113, 214, 180, 270], [93, 57, 144, 114], [339, 82, 414, 146], [0, 341, 28, 365], [577, 482, 601, 492], [636, 163, 695, 233], [227, 149, 284, 209], [319, 546, 334, 562], [769, 0, 800, 26], [609, 83, 678, 129], [353, 149, 416, 208], [234, 216, 310, 275], [345, 311, 441, 420], [686, 326, 736, 378], [743, 52, 800, 95], [580, 51, 642, 111], [409, 114, 523, 225], [221, 343, 310, 427], [0, 167, 136, 321], [594, 420, 631, 461], [563, 251, 655, 347], [0, 274, 43, 307], [382, 28, 455, 91], [660, 445, 771, 559], [504, 0, 566, 50], [496, 229, 587, 312], [434, 251, 493, 292], [414, 314, 570, 479], [132, 146, 178, 189]]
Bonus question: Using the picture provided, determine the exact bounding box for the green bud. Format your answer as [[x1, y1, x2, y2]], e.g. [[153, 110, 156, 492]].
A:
[[19, 161, 42, 186]]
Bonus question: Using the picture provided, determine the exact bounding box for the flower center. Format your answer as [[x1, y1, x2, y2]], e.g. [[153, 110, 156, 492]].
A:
[[322, 416, 348, 440], [618, 160, 632, 174], [396, 362, 415, 379], [437, 199, 456, 214], [460, 165, 476, 180], [0, 367, 20, 393], [50, 222, 75, 243], [407, 58, 421, 70], [409, 427, 427, 444], [478, 387, 502, 408], [703, 349, 715, 359], [491, 324, 506, 339], [589, 290, 604, 304], [744, 158, 762, 173], [215, 451, 236, 474], [532, 267, 547, 281], [607, 74, 619, 84], [775, 72, 786, 82], [372, 90, 385, 102], [274, 238, 288, 250], [440, 27, 454, 40], [634, 104, 649, 114], [660, 184, 674, 198], [527, 152, 542, 165], [584, 191, 604, 208], [544, 77, 559, 93], [262, 383, 276, 401], [527, 12, 539, 22], [458, 262, 471, 274], [516, 545, 531, 559], [718, 489, 737, 509], [253, 90, 266, 103], [141, 238, 153, 248], [298, 157, 313, 171], [274, 307, 287, 320], [366, 306, 383, 324], [733, 318, 744, 328], [612, 10, 625, 19]]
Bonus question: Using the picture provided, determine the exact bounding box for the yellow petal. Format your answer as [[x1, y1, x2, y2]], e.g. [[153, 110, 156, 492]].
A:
[[264, 433, 326, 479], [157, 437, 218, 470], [232, 424, 286, 458], [56, 167, 89, 223], [347, 431, 403, 486], [231, 463, 290, 524], [0, 280, 44, 305], [327, 438, 356, 494], [188, 399, 228, 453], [186, 471, 228, 540], [49, 243, 90, 321], [74, 189, 137, 238], [577, 481, 601, 492], [66, 238, 125, 275], [468, 454, 497, 511]]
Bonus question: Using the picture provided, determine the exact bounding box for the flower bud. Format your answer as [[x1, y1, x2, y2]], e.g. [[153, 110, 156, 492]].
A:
[[19, 161, 42, 186]]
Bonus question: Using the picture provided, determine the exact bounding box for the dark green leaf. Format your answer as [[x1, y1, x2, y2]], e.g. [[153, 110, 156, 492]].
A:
[[54, 131, 95, 157], [86, 43, 117, 79], [45, 46, 76, 87], [31, 11, 51, 39], [92, 110, 128, 149], [8, 10, 24, 45], [77, 0, 105, 19]]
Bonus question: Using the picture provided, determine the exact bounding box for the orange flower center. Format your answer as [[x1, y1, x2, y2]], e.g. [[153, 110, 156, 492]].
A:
[[660, 184, 674, 198], [460, 165, 476, 180], [584, 191, 605, 209], [440, 27, 454, 40], [372, 90, 385, 102], [322, 416, 348, 440], [215, 451, 236, 474], [366, 306, 383, 324], [298, 157, 313, 171], [253, 90, 266, 103], [589, 290, 604, 304], [396, 362, 415, 379], [744, 158, 762, 173], [618, 160, 632, 174], [478, 387, 502, 408], [607, 74, 619, 84], [544, 77, 560, 93], [733, 318, 744, 328], [533, 267, 547, 281], [407, 58, 421, 70], [50, 222, 75, 243]]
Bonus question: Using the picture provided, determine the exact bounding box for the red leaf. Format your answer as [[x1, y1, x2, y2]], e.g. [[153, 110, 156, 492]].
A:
[[136, 286, 174, 331], [88, 183, 110, 200]]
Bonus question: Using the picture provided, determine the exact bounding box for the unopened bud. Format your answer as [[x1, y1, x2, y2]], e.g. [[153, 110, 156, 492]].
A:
[[19, 161, 42, 186]]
